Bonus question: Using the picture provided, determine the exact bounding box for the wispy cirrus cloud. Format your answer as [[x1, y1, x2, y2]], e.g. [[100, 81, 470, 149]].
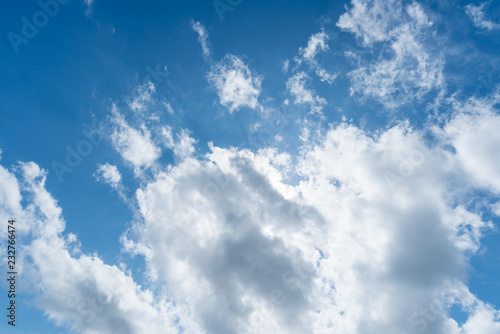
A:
[[338, 0, 445, 109], [83, 0, 94, 18], [286, 71, 327, 115], [190, 20, 212, 58], [127, 81, 156, 113], [466, 2, 500, 31], [294, 30, 337, 84], [337, 0, 402, 45]]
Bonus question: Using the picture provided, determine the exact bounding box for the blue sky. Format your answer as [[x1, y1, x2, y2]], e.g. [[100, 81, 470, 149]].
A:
[[1, 0, 500, 333]]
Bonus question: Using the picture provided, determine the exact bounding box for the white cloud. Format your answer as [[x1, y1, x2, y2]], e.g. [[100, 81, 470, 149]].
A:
[[109, 106, 161, 172], [286, 72, 327, 114], [293, 119, 497, 333], [464, 304, 500, 333], [337, 0, 402, 45], [163, 101, 174, 115], [339, 0, 445, 109], [94, 163, 132, 205], [1, 96, 500, 332], [0, 161, 26, 238], [348, 31, 445, 108], [282, 59, 289, 73], [10, 163, 198, 334], [127, 81, 156, 113], [314, 67, 337, 84], [440, 91, 500, 193], [83, 0, 94, 18], [466, 2, 500, 31], [295, 31, 337, 83], [492, 202, 500, 216], [131, 148, 318, 333], [94, 163, 122, 189], [297, 31, 329, 61], [123, 109, 500, 333], [161, 126, 197, 160], [189, 22, 263, 114], [1, 22, 500, 332], [208, 54, 262, 113], [190, 20, 211, 58]]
